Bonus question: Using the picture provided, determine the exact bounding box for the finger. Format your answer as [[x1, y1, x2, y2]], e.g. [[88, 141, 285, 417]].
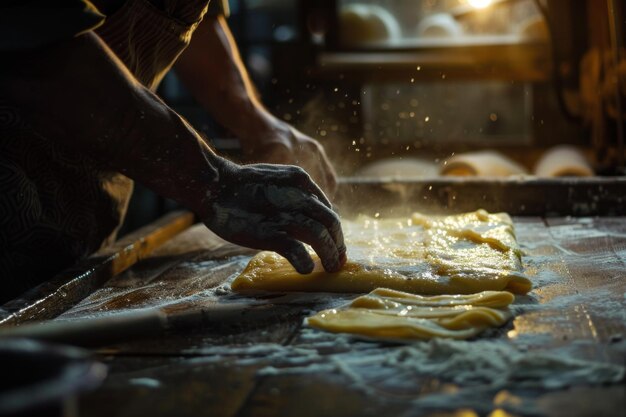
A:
[[302, 178, 332, 209], [300, 201, 346, 263], [297, 167, 332, 208], [283, 214, 341, 272], [284, 166, 333, 209], [251, 164, 333, 209], [263, 234, 315, 274]]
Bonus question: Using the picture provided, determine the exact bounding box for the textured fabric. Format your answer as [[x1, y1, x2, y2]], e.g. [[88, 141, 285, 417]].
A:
[[0, 0, 210, 302], [207, 0, 229, 17], [0, 0, 105, 51], [96, 0, 209, 90], [0, 102, 133, 302]]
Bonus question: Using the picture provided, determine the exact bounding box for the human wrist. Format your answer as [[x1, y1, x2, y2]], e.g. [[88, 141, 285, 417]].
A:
[[237, 108, 291, 154], [193, 150, 232, 218]]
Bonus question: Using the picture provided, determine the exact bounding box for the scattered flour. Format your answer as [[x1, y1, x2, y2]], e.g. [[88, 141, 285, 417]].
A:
[[184, 333, 624, 394], [382, 339, 624, 389], [511, 287, 626, 323], [213, 285, 231, 296]]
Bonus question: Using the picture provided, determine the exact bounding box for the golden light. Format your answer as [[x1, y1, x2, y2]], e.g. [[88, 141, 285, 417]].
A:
[[468, 0, 493, 9]]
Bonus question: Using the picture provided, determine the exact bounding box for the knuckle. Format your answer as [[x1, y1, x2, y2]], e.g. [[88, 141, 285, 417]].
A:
[[290, 165, 307, 176], [325, 208, 341, 224], [293, 168, 313, 182]]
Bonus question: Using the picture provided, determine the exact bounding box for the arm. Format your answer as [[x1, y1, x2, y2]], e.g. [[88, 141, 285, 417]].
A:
[[175, 15, 338, 196], [1, 32, 345, 273]]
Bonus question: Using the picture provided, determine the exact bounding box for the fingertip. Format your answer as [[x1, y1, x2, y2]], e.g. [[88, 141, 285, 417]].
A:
[[320, 255, 342, 273], [328, 243, 347, 272], [283, 242, 315, 274], [271, 236, 315, 275], [338, 250, 347, 267], [293, 254, 315, 274]]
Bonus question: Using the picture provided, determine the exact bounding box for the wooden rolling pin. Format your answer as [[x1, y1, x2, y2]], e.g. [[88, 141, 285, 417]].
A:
[[0, 303, 304, 347], [0, 310, 167, 347]]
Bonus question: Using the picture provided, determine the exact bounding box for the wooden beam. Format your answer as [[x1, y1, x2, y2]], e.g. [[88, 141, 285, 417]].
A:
[[0, 211, 196, 326]]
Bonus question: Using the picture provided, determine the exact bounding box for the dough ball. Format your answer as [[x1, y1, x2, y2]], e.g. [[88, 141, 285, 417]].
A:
[[339, 4, 401, 46], [533, 146, 594, 177], [417, 13, 463, 38], [441, 151, 528, 177]]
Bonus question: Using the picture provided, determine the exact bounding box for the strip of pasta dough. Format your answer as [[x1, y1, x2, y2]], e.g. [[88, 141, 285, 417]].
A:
[[232, 210, 531, 295], [306, 289, 515, 341]]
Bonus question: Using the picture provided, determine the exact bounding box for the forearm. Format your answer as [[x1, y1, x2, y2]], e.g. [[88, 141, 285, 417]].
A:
[[175, 15, 281, 149], [174, 15, 338, 196], [0, 30, 346, 273], [1, 32, 224, 216]]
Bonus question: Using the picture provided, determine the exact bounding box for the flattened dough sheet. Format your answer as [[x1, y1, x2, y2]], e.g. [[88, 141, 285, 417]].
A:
[[232, 209, 531, 295], [307, 288, 515, 340]]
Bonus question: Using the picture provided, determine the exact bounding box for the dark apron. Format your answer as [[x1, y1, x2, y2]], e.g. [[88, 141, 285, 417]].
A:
[[96, 0, 209, 90]]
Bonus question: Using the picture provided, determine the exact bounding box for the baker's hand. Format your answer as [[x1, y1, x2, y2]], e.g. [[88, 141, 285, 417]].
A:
[[203, 162, 346, 274], [243, 125, 338, 198]]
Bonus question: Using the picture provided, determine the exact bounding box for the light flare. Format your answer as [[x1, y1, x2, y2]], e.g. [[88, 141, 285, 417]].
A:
[[468, 0, 492, 9]]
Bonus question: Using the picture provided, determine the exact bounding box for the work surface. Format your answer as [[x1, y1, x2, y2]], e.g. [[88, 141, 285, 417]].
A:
[[59, 216, 625, 417]]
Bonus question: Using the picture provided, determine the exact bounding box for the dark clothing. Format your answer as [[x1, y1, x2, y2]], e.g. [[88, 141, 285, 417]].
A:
[[0, 0, 219, 302], [95, 0, 211, 90], [0, 0, 105, 51]]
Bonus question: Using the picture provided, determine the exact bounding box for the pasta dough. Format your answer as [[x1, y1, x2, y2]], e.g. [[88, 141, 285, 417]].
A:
[[307, 288, 515, 340], [533, 146, 594, 177], [441, 151, 528, 177], [231, 209, 531, 295]]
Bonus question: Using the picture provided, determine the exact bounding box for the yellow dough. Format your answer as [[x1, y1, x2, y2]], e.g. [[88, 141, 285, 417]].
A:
[[306, 288, 515, 341], [441, 151, 528, 177], [533, 145, 594, 177], [231, 209, 531, 295]]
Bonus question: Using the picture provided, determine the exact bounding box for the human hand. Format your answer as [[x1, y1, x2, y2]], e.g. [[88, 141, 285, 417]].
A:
[[202, 161, 346, 274], [244, 125, 338, 198]]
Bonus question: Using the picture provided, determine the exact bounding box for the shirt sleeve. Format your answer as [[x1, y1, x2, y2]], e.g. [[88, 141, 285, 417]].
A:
[[206, 0, 230, 18], [0, 0, 105, 51]]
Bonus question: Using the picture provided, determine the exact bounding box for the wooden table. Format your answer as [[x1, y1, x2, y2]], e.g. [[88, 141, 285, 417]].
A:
[[1, 177, 625, 417], [12, 215, 618, 417]]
